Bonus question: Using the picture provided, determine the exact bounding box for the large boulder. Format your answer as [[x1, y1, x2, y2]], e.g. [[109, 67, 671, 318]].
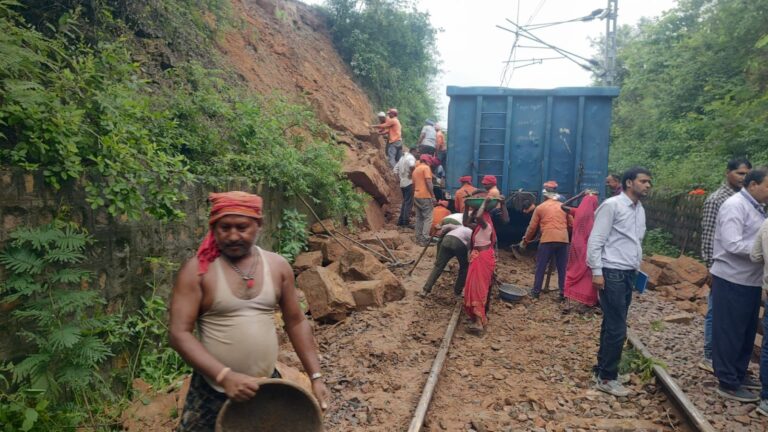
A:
[[358, 230, 404, 250], [344, 163, 391, 205], [362, 198, 386, 231], [348, 280, 385, 310], [307, 236, 329, 252], [310, 219, 335, 235], [658, 267, 682, 286], [649, 255, 676, 268], [339, 248, 405, 302], [672, 282, 699, 301], [666, 255, 708, 286], [321, 240, 351, 265], [640, 261, 663, 289], [293, 251, 323, 273], [296, 266, 355, 321]]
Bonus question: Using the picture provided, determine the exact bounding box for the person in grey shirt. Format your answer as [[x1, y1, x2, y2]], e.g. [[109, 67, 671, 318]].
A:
[[417, 120, 437, 156], [751, 217, 768, 416], [710, 167, 768, 403], [587, 167, 652, 397], [698, 157, 751, 374]]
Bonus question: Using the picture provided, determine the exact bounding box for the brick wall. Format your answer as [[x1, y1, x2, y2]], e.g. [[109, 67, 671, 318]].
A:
[[0, 169, 292, 304]]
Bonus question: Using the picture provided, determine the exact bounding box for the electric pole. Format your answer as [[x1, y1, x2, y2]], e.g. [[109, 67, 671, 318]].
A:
[[604, 0, 618, 86]]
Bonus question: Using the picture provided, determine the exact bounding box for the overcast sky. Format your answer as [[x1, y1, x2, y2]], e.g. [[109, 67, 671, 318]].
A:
[[301, 0, 678, 122]]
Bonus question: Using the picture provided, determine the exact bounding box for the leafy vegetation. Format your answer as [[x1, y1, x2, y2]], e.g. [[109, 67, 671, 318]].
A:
[[0, 0, 365, 223], [0, 0, 371, 428], [0, 221, 119, 430], [323, 0, 440, 144], [619, 347, 666, 383], [642, 228, 678, 258], [273, 208, 309, 264], [607, 0, 768, 192]]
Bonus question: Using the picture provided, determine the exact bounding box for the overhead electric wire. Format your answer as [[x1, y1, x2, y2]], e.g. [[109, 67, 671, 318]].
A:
[[499, 0, 522, 87], [498, 21, 599, 72]]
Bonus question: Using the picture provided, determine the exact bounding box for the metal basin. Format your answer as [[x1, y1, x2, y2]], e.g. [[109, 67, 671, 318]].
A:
[[215, 378, 323, 432], [498, 283, 528, 302]]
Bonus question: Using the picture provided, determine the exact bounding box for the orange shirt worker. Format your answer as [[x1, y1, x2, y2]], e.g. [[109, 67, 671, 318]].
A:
[[522, 183, 573, 299], [455, 176, 477, 213], [376, 108, 403, 168], [413, 155, 436, 246]]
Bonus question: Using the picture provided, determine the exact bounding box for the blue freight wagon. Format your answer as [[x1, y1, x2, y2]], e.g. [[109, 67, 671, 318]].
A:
[[445, 86, 620, 202]]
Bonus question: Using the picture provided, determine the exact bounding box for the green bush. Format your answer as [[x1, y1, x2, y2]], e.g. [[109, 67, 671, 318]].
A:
[[323, 0, 440, 144], [0, 1, 366, 223], [608, 0, 768, 192], [0, 221, 121, 430], [642, 228, 678, 258], [273, 208, 309, 264]]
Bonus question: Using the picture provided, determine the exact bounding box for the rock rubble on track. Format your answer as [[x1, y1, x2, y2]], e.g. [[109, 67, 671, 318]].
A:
[[284, 239, 693, 431], [630, 290, 768, 431]]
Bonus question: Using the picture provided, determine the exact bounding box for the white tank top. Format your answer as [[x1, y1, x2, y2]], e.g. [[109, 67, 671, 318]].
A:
[[198, 247, 279, 391]]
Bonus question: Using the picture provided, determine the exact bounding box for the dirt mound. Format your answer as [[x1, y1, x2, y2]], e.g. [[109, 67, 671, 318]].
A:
[[216, 0, 400, 221]]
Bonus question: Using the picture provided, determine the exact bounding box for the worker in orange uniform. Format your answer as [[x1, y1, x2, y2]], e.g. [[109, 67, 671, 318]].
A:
[[430, 200, 452, 236], [521, 181, 573, 300], [435, 123, 447, 166], [455, 176, 477, 213], [412, 154, 436, 246], [376, 108, 403, 168], [481, 175, 502, 199]]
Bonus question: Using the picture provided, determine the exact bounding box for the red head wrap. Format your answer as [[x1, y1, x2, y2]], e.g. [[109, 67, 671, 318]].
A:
[[459, 176, 472, 184], [419, 154, 432, 163], [196, 191, 263, 275], [543, 180, 559, 190], [481, 175, 497, 186]]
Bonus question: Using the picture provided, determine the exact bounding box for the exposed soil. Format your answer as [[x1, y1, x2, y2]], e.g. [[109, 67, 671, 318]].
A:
[[127, 228, 714, 431], [291, 238, 693, 432]]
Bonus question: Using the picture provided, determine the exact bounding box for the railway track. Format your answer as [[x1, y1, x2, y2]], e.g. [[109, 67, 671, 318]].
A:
[[406, 299, 714, 432]]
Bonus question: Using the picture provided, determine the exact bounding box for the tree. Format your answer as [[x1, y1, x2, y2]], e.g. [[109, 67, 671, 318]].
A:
[[606, 0, 768, 192], [323, 0, 440, 144]]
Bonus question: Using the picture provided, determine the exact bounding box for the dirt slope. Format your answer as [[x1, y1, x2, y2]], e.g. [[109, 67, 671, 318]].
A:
[[215, 0, 399, 223]]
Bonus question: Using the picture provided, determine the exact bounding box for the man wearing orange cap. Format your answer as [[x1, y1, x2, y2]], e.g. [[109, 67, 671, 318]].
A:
[[522, 181, 573, 300], [455, 176, 477, 213], [481, 175, 501, 198], [170, 192, 330, 430], [430, 200, 452, 236], [376, 108, 403, 168]]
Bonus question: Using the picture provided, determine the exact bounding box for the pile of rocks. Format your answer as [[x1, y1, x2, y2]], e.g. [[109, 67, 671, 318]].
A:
[[641, 254, 709, 317], [293, 226, 406, 322]]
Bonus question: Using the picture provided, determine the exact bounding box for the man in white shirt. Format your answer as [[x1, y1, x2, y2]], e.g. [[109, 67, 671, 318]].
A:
[[394, 146, 418, 227], [417, 120, 437, 156], [587, 167, 652, 397], [751, 216, 768, 415], [711, 168, 768, 403]]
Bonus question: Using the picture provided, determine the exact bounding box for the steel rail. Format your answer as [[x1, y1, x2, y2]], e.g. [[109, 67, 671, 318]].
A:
[[407, 302, 462, 432], [627, 331, 716, 432]]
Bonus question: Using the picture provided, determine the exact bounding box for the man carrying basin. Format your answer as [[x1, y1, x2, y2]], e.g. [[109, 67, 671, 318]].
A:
[[170, 191, 330, 431]]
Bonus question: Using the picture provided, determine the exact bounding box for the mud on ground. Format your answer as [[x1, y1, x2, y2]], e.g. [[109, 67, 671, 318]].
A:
[[280, 232, 692, 431]]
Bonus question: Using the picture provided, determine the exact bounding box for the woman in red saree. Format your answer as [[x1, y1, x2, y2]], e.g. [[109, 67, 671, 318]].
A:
[[563, 192, 599, 307], [463, 195, 497, 333]]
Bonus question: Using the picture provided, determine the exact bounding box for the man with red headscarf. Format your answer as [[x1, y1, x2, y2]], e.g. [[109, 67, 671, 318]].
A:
[[455, 176, 476, 213], [481, 175, 501, 198], [170, 191, 330, 431]]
